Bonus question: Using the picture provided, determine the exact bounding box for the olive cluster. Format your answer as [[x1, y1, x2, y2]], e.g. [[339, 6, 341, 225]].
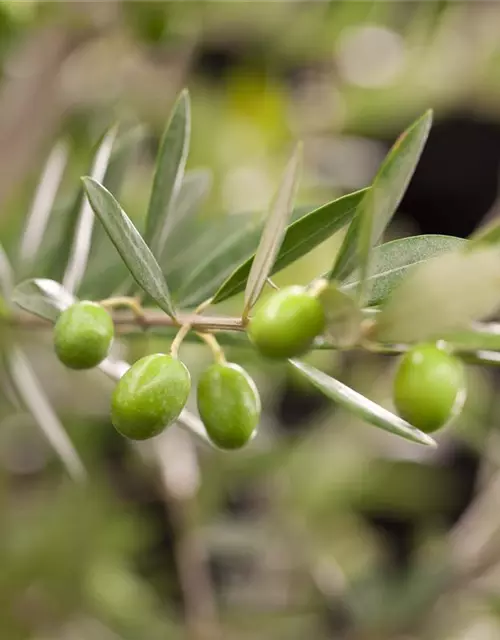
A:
[[52, 285, 467, 448], [53, 301, 261, 449]]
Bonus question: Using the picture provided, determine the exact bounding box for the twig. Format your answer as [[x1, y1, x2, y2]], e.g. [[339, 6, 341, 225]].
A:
[[6, 310, 245, 333], [0, 24, 94, 218], [155, 430, 220, 640]]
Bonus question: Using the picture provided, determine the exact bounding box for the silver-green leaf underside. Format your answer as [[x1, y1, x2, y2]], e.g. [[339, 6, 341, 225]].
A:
[[341, 234, 465, 306], [375, 245, 500, 343], [289, 359, 436, 447]]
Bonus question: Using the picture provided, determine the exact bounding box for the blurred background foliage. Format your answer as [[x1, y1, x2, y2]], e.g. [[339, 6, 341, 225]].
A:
[[2, 1, 500, 639]]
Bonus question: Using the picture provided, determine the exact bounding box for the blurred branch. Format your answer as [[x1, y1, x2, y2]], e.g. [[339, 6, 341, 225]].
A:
[[0, 23, 95, 217], [449, 468, 500, 584], [154, 429, 220, 640]]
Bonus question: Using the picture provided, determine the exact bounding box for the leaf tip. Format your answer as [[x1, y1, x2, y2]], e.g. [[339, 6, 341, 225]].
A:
[[177, 87, 191, 110], [416, 429, 438, 448]]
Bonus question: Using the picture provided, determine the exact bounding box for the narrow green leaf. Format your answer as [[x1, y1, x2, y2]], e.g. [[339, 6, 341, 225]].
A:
[[317, 283, 363, 348], [440, 322, 500, 352], [244, 144, 302, 315], [212, 189, 365, 305], [341, 234, 465, 306], [375, 246, 500, 343], [328, 214, 360, 283], [331, 110, 433, 294], [145, 89, 191, 256], [82, 177, 176, 317], [7, 345, 86, 482], [289, 359, 436, 446], [63, 126, 117, 294], [18, 140, 68, 273], [463, 350, 500, 367], [12, 278, 74, 322]]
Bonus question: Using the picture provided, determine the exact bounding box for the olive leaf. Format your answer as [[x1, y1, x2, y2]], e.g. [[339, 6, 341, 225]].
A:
[[341, 234, 465, 306], [12, 278, 74, 322], [289, 359, 436, 447], [18, 140, 68, 273], [212, 189, 366, 306], [329, 216, 359, 284], [440, 323, 500, 352], [317, 283, 363, 348], [374, 245, 500, 343], [63, 126, 117, 295], [243, 143, 302, 316], [330, 110, 433, 293], [144, 89, 191, 257], [82, 177, 176, 318], [6, 345, 87, 482]]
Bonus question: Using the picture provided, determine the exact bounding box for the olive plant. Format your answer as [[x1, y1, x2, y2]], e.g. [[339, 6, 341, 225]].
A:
[[4, 88, 500, 477]]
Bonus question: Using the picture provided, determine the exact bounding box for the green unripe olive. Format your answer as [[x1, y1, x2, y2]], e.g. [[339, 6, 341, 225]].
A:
[[393, 344, 466, 433], [54, 301, 114, 370], [111, 354, 190, 440], [197, 363, 260, 450], [247, 285, 326, 359]]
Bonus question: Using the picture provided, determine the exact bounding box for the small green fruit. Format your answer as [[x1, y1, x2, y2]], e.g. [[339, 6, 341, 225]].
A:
[[54, 301, 114, 370], [197, 363, 260, 450], [111, 354, 190, 440], [393, 343, 466, 433], [248, 285, 326, 359]]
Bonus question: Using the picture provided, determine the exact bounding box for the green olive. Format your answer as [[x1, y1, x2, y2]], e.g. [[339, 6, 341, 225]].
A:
[[197, 363, 260, 450], [111, 354, 191, 440], [54, 301, 114, 370], [247, 286, 326, 359], [393, 343, 466, 433]]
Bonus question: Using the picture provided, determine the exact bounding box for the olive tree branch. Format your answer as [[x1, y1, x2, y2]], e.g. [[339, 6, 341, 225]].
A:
[[5, 310, 245, 333], [7, 311, 500, 366]]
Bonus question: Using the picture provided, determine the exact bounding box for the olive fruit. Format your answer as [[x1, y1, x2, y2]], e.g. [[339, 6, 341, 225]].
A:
[[197, 363, 260, 450], [111, 354, 190, 440], [54, 301, 114, 370], [247, 285, 326, 359], [393, 343, 466, 433]]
